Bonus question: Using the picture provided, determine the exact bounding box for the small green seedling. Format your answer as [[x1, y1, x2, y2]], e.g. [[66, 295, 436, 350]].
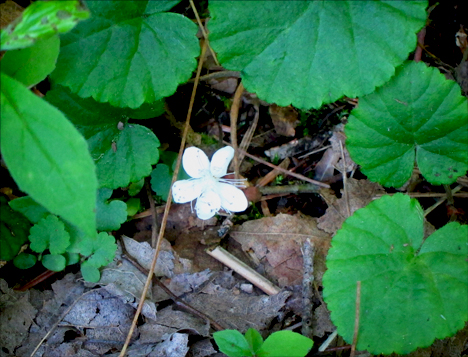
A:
[[213, 328, 313, 357]]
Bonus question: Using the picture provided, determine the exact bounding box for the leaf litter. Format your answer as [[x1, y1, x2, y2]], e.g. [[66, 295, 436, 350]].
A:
[[1, 2, 468, 356]]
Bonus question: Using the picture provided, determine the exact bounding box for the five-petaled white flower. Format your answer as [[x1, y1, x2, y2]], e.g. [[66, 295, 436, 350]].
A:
[[172, 146, 248, 220]]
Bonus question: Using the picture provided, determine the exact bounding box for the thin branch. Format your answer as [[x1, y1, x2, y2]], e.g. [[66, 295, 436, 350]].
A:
[[230, 82, 245, 180], [188, 0, 219, 66], [119, 41, 208, 357]]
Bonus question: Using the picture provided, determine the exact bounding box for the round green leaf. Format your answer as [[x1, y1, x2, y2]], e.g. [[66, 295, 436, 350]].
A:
[[257, 331, 313, 357], [29, 215, 70, 255], [1, 35, 60, 87], [346, 61, 468, 187], [208, 1, 426, 109], [41, 254, 66, 272], [323, 193, 468, 355], [1, 73, 97, 237], [214, 330, 252, 357], [51, 1, 199, 108], [13, 253, 37, 269]]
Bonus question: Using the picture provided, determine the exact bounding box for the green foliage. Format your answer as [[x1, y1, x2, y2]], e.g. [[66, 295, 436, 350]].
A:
[[9, 196, 117, 282], [51, 0, 200, 108], [208, 1, 427, 109], [323, 193, 468, 355], [1, 35, 60, 87], [45, 85, 161, 189], [214, 328, 313, 357], [29, 215, 70, 255], [79, 232, 117, 282], [96, 188, 127, 231], [13, 253, 37, 269], [0, 0, 89, 50], [1, 73, 98, 237], [150, 151, 190, 201], [150, 164, 172, 201], [126, 198, 141, 217], [0, 197, 30, 261], [346, 61, 468, 187]]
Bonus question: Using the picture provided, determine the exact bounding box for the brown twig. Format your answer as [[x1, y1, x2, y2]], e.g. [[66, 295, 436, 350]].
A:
[[15, 269, 56, 292], [119, 41, 208, 357], [145, 179, 159, 248], [230, 82, 245, 179], [424, 185, 463, 217], [350, 281, 362, 357], [234, 146, 330, 189], [301, 238, 315, 339], [188, 0, 219, 66]]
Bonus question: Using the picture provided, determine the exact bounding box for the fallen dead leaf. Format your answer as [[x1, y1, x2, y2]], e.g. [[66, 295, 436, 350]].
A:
[[230, 213, 331, 287], [317, 178, 384, 234], [269, 104, 299, 137]]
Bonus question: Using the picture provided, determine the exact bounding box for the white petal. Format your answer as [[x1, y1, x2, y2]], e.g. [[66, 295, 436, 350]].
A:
[[195, 189, 221, 220], [217, 183, 248, 213], [172, 179, 203, 203], [183, 147, 210, 178], [210, 146, 234, 178]]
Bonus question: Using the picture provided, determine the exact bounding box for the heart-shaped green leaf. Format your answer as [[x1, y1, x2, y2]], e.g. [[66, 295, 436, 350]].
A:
[[346, 61, 468, 187], [323, 193, 468, 355], [208, 1, 426, 109], [51, 0, 199, 108]]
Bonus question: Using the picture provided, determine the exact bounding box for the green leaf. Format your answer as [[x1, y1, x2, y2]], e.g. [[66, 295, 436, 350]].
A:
[[128, 179, 145, 196], [346, 61, 468, 187], [150, 164, 172, 201], [80, 232, 117, 268], [208, 1, 427, 109], [257, 331, 313, 357], [13, 253, 37, 269], [322, 193, 468, 355], [1, 35, 60, 87], [0, 197, 30, 261], [244, 328, 263, 354], [51, 1, 199, 108], [126, 198, 141, 217], [42, 254, 66, 272], [9, 196, 49, 224], [96, 188, 127, 231], [64, 252, 80, 266], [45, 85, 161, 189], [29, 215, 70, 255], [80, 261, 100, 282], [1, 73, 97, 237], [1, 0, 89, 51], [213, 330, 253, 357]]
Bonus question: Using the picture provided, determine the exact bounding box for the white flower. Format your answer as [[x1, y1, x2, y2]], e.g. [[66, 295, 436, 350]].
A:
[[172, 146, 248, 220]]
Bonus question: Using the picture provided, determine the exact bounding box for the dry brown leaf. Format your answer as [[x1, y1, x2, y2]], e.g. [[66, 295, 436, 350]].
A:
[[230, 213, 331, 287], [269, 104, 299, 137], [317, 178, 384, 234]]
